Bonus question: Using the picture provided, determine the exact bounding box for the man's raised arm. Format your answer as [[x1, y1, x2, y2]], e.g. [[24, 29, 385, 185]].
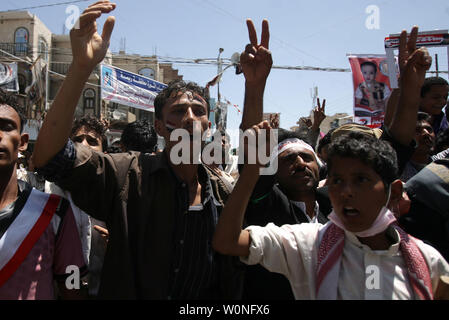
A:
[[33, 1, 116, 168], [387, 26, 432, 146], [240, 19, 272, 131]]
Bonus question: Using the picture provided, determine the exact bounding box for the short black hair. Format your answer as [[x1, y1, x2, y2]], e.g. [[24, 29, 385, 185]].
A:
[[278, 128, 309, 144], [317, 128, 335, 154], [417, 111, 432, 124], [360, 61, 377, 72], [121, 119, 157, 153], [0, 89, 26, 133], [421, 77, 449, 98], [154, 80, 210, 120], [327, 131, 398, 187], [435, 128, 449, 154], [71, 115, 108, 152], [105, 144, 122, 154]]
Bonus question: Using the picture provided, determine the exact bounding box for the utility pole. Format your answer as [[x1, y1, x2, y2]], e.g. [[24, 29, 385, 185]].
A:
[[309, 85, 318, 119], [45, 49, 50, 111], [310, 85, 318, 109], [435, 53, 439, 78], [217, 48, 224, 131]]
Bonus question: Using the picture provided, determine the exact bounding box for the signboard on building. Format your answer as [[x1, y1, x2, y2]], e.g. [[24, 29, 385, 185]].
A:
[[100, 64, 167, 112], [384, 30, 449, 88]]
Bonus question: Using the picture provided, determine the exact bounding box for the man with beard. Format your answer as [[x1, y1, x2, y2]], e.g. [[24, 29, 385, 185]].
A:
[[401, 112, 436, 182], [32, 1, 270, 299], [241, 128, 331, 299]]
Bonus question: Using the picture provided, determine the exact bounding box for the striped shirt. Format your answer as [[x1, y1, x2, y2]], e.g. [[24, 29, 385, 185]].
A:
[[167, 166, 220, 299]]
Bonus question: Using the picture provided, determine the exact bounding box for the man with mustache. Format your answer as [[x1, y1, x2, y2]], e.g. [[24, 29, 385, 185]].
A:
[[400, 112, 436, 182], [241, 128, 331, 299], [31, 1, 270, 299]]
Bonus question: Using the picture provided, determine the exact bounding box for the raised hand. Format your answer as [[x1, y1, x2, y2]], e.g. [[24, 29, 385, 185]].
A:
[[311, 98, 326, 130], [70, 1, 116, 72], [398, 26, 432, 91], [300, 117, 312, 128], [243, 120, 272, 167], [269, 113, 280, 129], [240, 19, 273, 85]]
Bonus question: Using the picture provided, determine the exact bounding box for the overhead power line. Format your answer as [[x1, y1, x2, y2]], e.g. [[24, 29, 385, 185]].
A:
[[3, 0, 90, 12]]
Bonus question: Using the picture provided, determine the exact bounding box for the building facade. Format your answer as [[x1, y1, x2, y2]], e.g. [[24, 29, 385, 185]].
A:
[[0, 10, 182, 145]]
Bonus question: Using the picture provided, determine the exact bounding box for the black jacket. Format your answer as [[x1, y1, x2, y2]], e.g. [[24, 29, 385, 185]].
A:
[[242, 175, 329, 300]]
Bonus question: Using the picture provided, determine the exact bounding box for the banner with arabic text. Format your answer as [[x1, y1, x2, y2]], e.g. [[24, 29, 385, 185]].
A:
[[101, 64, 167, 112]]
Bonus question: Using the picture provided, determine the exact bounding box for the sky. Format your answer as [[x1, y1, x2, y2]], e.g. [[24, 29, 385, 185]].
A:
[[2, 0, 449, 136]]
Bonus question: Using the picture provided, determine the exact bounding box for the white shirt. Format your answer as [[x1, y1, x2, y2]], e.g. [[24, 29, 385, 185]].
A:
[[290, 200, 320, 223], [45, 181, 92, 265], [241, 222, 449, 300]]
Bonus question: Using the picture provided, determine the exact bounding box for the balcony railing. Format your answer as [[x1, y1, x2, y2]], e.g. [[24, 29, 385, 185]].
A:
[[50, 62, 99, 76], [0, 43, 30, 57]]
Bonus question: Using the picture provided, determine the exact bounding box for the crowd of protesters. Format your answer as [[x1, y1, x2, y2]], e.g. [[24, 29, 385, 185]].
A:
[[0, 1, 448, 300]]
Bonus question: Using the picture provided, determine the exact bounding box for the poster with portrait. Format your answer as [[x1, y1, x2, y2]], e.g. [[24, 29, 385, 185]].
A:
[[0, 62, 19, 92], [348, 55, 393, 128]]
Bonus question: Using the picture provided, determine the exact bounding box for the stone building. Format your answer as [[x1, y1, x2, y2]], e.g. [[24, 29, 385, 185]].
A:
[[0, 10, 182, 146]]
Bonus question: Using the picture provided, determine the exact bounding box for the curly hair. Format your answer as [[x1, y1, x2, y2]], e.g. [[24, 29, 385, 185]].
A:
[[121, 119, 157, 153], [154, 80, 210, 120], [71, 115, 108, 151], [327, 131, 398, 187], [317, 128, 335, 154], [0, 89, 26, 133], [435, 128, 449, 154]]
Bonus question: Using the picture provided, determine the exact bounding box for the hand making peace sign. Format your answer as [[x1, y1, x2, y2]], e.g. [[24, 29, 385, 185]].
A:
[[398, 26, 432, 91], [240, 19, 273, 85], [312, 98, 326, 129]]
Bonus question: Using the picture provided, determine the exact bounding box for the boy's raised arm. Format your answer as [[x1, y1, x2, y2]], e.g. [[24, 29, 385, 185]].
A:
[[213, 122, 271, 257], [33, 1, 116, 168]]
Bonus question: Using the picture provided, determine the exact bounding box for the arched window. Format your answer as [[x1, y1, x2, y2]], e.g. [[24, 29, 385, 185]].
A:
[[14, 27, 29, 55], [138, 67, 155, 80], [18, 74, 26, 94], [38, 37, 49, 62], [83, 88, 96, 110]]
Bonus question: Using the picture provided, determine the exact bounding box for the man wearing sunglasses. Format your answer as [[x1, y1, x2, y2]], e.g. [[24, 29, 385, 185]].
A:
[[45, 115, 108, 299], [70, 116, 107, 152]]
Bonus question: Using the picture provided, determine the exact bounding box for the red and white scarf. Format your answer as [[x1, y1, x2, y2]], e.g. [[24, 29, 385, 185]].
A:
[[316, 223, 433, 300], [0, 189, 61, 287]]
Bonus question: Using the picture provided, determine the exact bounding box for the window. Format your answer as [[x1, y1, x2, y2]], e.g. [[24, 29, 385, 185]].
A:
[[83, 88, 96, 110], [38, 38, 49, 62], [138, 67, 155, 80], [14, 27, 29, 55], [18, 74, 26, 94]]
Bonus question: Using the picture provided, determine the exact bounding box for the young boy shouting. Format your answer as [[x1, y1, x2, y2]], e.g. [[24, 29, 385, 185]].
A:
[[213, 127, 449, 299]]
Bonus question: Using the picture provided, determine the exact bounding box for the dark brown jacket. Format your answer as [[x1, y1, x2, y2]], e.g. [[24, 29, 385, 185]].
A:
[[57, 144, 243, 299]]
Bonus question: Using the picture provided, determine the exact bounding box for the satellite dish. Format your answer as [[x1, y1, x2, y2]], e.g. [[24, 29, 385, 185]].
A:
[[230, 52, 240, 65]]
